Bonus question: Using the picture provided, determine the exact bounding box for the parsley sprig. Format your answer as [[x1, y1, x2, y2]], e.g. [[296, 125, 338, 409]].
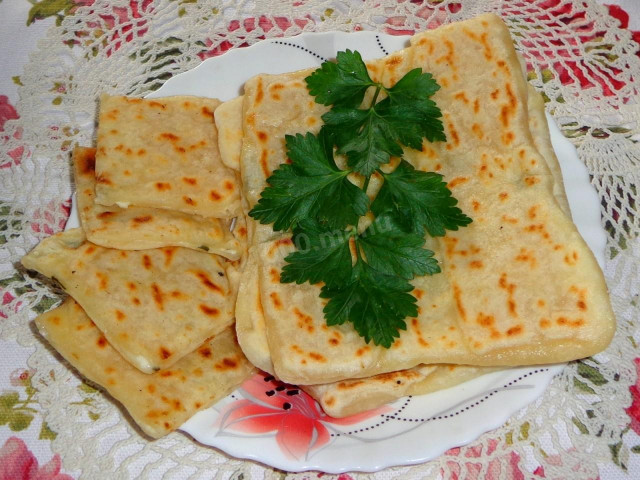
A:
[[249, 50, 472, 347]]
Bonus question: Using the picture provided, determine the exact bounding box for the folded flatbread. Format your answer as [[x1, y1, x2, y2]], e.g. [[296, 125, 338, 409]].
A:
[[234, 84, 557, 417], [35, 299, 254, 438], [240, 13, 614, 385], [214, 96, 244, 171], [94, 95, 241, 218], [235, 243, 500, 417], [74, 146, 241, 259], [22, 229, 235, 373]]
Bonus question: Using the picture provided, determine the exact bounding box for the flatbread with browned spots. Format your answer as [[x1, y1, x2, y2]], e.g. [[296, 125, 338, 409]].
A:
[[246, 14, 614, 385], [94, 95, 241, 218], [234, 244, 497, 418], [35, 299, 254, 438], [74, 146, 241, 259], [22, 229, 235, 373]]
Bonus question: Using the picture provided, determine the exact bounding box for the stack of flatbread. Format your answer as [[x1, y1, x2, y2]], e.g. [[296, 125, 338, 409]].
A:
[[224, 13, 615, 416], [22, 13, 615, 438], [22, 97, 256, 438]]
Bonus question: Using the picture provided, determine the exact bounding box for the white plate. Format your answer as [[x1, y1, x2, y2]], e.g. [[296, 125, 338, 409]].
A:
[[68, 31, 606, 474]]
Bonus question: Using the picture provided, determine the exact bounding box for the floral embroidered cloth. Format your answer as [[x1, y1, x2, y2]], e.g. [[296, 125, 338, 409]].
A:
[[1, 0, 639, 478]]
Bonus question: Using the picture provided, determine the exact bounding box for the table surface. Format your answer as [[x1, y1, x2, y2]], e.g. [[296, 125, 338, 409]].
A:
[[1, 1, 639, 478]]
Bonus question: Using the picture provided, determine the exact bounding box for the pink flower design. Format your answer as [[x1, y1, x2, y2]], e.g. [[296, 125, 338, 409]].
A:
[[532, 448, 600, 479], [384, 2, 461, 36], [0, 96, 24, 169], [0, 437, 74, 480], [216, 373, 387, 460], [0, 95, 19, 131], [443, 440, 527, 480], [198, 16, 312, 60], [1, 290, 23, 320], [30, 199, 72, 236], [626, 357, 640, 435], [68, 1, 152, 55], [9, 369, 35, 388]]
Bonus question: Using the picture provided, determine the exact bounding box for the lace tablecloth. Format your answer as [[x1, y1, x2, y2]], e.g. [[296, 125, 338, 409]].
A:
[[1, 0, 639, 478]]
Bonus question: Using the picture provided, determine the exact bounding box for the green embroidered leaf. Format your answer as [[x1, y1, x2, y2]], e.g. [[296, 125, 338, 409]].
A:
[[32, 295, 61, 314], [630, 446, 640, 454], [9, 411, 34, 431], [78, 382, 98, 395], [573, 377, 596, 394], [0, 392, 20, 410], [572, 417, 589, 435], [518, 421, 530, 440], [88, 411, 100, 421], [26, 0, 74, 26], [39, 421, 58, 440], [577, 362, 608, 386]]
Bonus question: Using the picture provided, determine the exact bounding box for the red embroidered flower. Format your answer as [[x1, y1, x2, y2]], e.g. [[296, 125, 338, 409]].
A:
[[198, 16, 312, 60], [0, 96, 24, 169], [30, 199, 72, 236], [216, 373, 387, 460], [0, 437, 74, 480], [626, 357, 640, 435], [9, 369, 35, 388]]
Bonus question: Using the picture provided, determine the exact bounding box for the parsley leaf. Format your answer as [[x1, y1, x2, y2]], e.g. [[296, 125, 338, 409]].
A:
[[305, 50, 376, 108], [371, 160, 472, 237], [323, 108, 403, 176], [359, 212, 440, 279], [254, 49, 472, 348], [280, 220, 353, 288], [249, 132, 369, 231], [320, 68, 444, 176], [321, 260, 414, 348]]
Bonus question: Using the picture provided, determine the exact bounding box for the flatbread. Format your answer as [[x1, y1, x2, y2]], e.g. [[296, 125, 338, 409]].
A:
[[526, 85, 571, 215], [247, 14, 614, 385], [235, 246, 275, 373], [35, 298, 254, 438], [74, 146, 241, 259], [22, 229, 235, 373], [94, 95, 241, 218], [302, 365, 502, 418], [234, 245, 497, 417], [215, 96, 244, 171]]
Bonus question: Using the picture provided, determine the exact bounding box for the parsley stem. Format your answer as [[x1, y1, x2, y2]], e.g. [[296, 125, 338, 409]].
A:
[[362, 175, 371, 193], [370, 85, 382, 107]]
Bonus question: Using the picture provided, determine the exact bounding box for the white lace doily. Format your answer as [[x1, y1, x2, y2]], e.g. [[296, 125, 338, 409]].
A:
[[1, 0, 639, 478]]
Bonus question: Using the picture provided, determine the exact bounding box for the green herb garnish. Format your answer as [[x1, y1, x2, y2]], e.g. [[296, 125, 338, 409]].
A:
[[249, 50, 471, 347]]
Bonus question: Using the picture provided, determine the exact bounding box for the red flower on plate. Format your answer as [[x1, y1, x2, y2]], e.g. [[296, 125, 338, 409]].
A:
[[0, 437, 74, 480], [215, 373, 388, 460]]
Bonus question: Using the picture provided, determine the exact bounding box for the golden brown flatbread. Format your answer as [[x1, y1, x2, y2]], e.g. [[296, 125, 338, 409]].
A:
[[35, 298, 254, 438], [214, 96, 244, 171], [94, 95, 241, 218], [74, 146, 241, 259], [244, 14, 614, 385], [22, 229, 235, 373]]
